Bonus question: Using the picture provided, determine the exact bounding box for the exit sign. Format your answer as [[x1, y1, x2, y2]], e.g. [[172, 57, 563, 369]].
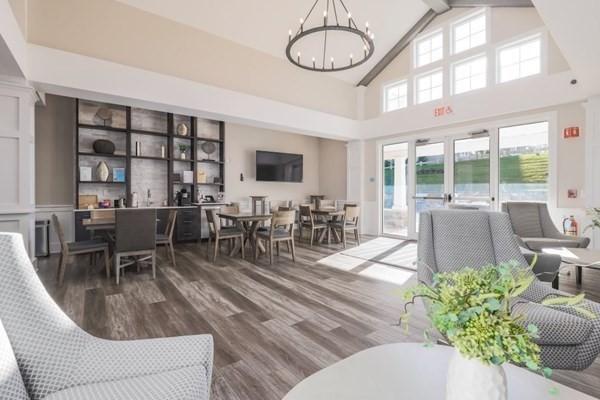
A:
[[434, 106, 453, 117]]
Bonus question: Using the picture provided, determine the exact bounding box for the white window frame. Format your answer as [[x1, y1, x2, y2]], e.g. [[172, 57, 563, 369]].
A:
[[413, 29, 444, 69], [451, 9, 489, 55], [451, 53, 488, 95], [382, 80, 409, 113], [414, 68, 444, 105], [496, 31, 546, 84]]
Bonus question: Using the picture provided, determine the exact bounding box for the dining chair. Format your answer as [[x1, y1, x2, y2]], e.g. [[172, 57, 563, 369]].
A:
[[206, 209, 245, 262], [52, 214, 110, 286], [331, 205, 361, 248], [298, 205, 327, 246], [256, 210, 296, 264], [114, 209, 157, 284], [156, 209, 177, 268], [316, 199, 335, 209], [220, 204, 240, 227]]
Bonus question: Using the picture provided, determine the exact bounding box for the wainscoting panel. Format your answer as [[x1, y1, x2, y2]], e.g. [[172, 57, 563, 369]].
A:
[[35, 205, 74, 254]]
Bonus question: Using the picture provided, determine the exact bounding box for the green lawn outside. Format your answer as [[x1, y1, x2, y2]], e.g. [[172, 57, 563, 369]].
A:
[[413, 153, 548, 185]]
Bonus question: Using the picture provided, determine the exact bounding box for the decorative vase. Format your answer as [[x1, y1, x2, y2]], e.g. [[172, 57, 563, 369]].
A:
[[96, 161, 110, 182], [180, 152, 187, 160], [446, 349, 507, 400], [93, 139, 116, 155], [177, 123, 188, 136]]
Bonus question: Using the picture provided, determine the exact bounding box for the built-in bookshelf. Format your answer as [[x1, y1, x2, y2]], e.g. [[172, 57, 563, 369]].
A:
[[75, 99, 225, 208]]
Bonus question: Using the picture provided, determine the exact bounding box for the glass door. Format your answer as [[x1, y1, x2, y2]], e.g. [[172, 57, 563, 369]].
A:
[[451, 134, 493, 208], [414, 141, 447, 231], [382, 142, 410, 237]]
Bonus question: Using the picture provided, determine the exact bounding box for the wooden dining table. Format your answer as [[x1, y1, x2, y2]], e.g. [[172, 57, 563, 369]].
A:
[[218, 212, 273, 261], [311, 208, 345, 245]]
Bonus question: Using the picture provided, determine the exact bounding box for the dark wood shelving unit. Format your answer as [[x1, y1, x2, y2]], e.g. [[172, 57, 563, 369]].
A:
[[75, 99, 225, 209]]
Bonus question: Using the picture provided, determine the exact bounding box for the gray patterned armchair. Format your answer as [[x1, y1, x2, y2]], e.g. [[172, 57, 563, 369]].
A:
[[502, 201, 590, 251], [0, 233, 213, 400], [417, 210, 600, 370]]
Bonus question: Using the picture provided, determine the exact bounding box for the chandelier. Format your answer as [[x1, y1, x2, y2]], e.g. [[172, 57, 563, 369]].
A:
[[286, 0, 375, 72]]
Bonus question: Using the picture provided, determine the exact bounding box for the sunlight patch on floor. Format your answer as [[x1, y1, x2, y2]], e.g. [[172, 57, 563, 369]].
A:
[[358, 264, 416, 285], [341, 237, 408, 260], [378, 242, 417, 270], [317, 253, 366, 271]]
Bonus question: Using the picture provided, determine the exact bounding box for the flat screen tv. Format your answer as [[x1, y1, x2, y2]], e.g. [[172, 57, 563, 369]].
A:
[[256, 150, 303, 182]]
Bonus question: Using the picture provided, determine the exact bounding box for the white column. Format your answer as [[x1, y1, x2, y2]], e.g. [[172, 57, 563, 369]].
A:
[[0, 81, 36, 258], [346, 140, 365, 230], [585, 95, 600, 248]]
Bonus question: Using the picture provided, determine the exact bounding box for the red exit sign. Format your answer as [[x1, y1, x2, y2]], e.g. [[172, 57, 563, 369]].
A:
[[563, 126, 580, 138], [434, 106, 453, 117]]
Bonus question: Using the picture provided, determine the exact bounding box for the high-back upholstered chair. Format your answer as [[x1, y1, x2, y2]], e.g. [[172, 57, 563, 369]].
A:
[[114, 209, 157, 284], [502, 202, 590, 250], [418, 210, 600, 370], [0, 233, 213, 400]]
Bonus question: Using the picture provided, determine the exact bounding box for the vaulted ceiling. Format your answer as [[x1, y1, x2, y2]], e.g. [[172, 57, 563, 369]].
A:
[[115, 0, 431, 84]]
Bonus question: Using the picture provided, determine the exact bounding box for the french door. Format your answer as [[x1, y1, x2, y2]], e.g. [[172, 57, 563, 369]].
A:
[[381, 132, 497, 239]]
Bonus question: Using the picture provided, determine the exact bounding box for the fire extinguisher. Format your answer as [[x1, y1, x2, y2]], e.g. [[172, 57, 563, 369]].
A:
[[563, 215, 579, 236]]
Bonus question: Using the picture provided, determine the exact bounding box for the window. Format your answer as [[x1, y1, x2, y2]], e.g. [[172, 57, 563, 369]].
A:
[[453, 11, 486, 54], [499, 121, 549, 202], [453, 55, 487, 94], [383, 81, 408, 112], [415, 31, 443, 68], [416, 70, 443, 104], [498, 36, 541, 83]]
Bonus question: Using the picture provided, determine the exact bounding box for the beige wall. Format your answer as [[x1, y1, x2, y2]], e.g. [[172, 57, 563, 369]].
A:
[[364, 7, 570, 119], [361, 102, 586, 208], [8, 0, 27, 38], [318, 139, 347, 200], [25, 0, 357, 119], [225, 123, 347, 205], [35, 94, 75, 205]]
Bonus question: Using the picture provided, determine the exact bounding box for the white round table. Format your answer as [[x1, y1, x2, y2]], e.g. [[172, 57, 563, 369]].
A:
[[283, 343, 595, 400]]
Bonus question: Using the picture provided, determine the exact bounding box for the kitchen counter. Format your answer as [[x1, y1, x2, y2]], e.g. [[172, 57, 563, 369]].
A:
[[74, 206, 198, 212]]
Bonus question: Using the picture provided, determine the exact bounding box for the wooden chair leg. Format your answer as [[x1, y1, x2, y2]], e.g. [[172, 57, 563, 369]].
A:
[[342, 229, 347, 249], [240, 236, 245, 259], [269, 241, 274, 265], [355, 228, 360, 244], [151, 250, 156, 279], [310, 230, 314, 247], [169, 241, 177, 268], [276, 242, 280, 256], [213, 238, 219, 262], [254, 238, 259, 262], [290, 238, 296, 262], [104, 248, 110, 279], [115, 254, 121, 285], [56, 252, 64, 280], [57, 252, 68, 286], [207, 236, 212, 260]]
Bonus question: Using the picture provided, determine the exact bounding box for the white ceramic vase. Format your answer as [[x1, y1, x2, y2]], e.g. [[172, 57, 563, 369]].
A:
[[446, 349, 507, 400], [96, 161, 110, 182]]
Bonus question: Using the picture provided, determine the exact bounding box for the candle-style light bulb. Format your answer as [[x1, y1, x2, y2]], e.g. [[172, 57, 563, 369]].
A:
[[288, 29, 292, 42], [323, 10, 328, 25], [297, 51, 301, 63], [348, 12, 352, 27], [366, 21, 370, 34], [370, 32, 375, 40], [364, 45, 368, 58], [300, 17, 304, 32], [350, 53, 353, 65], [331, 57, 335, 69], [312, 57, 316, 69]]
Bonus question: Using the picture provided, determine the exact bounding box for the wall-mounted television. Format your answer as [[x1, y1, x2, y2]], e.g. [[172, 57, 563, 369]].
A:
[[256, 150, 303, 182]]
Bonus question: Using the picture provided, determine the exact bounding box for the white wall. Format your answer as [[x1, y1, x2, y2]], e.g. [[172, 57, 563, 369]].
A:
[[0, 80, 36, 257]]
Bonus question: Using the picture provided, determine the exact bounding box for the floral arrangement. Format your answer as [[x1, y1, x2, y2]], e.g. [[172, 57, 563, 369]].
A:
[[584, 208, 600, 233], [400, 259, 595, 378]]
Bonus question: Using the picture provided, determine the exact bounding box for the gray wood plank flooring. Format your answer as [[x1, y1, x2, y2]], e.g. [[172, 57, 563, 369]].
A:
[[36, 237, 600, 399]]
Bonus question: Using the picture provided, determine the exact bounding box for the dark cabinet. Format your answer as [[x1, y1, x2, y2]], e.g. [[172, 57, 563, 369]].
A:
[[175, 208, 200, 242], [75, 211, 92, 242]]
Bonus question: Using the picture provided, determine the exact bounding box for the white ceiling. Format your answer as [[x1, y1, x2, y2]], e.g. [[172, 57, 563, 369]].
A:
[[115, 0, 430, 84]]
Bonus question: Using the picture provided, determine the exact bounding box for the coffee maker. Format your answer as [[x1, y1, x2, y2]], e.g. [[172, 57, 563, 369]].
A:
[[176, 189, 191, 206]]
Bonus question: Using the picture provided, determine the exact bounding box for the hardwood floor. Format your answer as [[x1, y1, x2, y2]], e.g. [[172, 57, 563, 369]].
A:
[[36, 237, 600, 399]]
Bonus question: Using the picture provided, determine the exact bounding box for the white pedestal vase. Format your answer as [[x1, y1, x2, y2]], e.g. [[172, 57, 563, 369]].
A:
[[446, 349, 507, 400]]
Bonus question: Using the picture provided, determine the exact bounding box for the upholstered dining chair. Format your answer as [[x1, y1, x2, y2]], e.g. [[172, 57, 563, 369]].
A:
[[156, 209, 177, 268], [331, 205, 361, 248], [206, 208, 244, 262], [114, 209, 157, 284], [52, 214, 109, 286], [418, 209, 600, 370], [316, 198, 335, 209], [0, 232, 213, 400], [298, 204, 327, 246], [256, 210, 296, 264]]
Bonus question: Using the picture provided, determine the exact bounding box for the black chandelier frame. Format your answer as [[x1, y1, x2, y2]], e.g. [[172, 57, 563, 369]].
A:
[[285, 0, 375, 72]]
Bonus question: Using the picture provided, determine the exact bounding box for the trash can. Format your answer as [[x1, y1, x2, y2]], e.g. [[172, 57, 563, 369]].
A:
[[35, 219, 50, 257]]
